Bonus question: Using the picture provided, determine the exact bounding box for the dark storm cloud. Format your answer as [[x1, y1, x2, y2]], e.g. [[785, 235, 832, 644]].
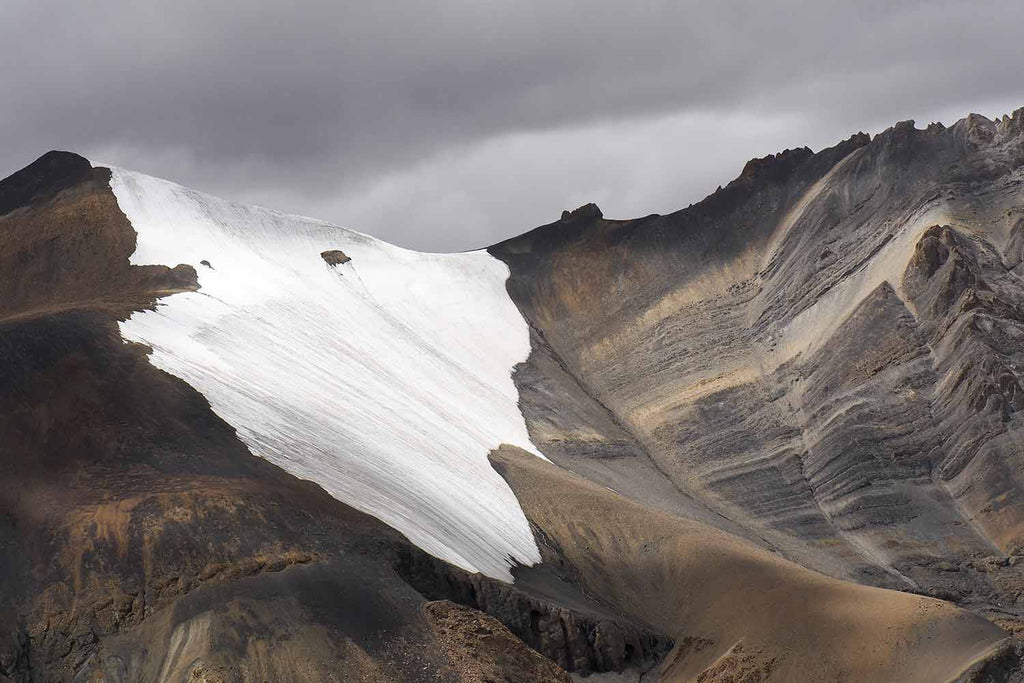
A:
[[3, 0, 1024, 249]]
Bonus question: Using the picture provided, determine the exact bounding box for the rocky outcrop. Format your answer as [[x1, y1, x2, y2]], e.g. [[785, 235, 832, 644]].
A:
[[0, 301, 467, 681], [423, 600, 571, 683], [954, 639, 1024, 683], [395, 542, 671, 676], [0, 160, 197, 320], [0, 151, 93, 216], [490, 110, 1024, 628], [320, 248, 351, 265], [560, 202, 603, 222]]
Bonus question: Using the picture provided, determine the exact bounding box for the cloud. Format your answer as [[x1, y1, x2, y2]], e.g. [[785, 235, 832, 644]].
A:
[[313, 109, 819, 251], [3, 0, 1024, 249]]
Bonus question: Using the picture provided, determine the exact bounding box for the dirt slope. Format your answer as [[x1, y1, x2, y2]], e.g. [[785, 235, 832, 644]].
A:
[[493, 445, 1012, 682]]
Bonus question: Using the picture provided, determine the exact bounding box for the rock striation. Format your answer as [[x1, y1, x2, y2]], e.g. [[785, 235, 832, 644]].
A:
[[489, 110, 1024, 641]]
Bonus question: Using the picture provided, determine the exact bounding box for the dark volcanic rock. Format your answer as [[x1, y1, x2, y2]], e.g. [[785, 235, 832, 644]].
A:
[[0, 160, 197, 319], [0, 304, 467, 681], [953, 639, 1024, 683]]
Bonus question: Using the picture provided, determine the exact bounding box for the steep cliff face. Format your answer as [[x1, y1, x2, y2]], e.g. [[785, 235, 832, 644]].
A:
[[490, 111, 1024, 625]]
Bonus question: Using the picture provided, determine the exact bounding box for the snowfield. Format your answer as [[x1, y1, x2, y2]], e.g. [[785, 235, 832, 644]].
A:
[[108, 166, 543, 581]]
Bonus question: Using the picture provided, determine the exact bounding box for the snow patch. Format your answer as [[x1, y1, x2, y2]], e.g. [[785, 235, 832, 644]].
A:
[[108, 167, 543, 581]]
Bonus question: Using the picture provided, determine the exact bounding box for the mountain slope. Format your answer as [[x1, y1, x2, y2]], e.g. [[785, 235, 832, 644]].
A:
[[108, 166, 542, 582], [490, 111, 1024, 625], [3, 109, 1024, 681], [0, 154, 629, 682], [493, 445, 1006, 682]]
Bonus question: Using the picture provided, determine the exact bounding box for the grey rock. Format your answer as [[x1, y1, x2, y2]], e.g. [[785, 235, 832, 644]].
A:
[[491, 108, 1024, 628]]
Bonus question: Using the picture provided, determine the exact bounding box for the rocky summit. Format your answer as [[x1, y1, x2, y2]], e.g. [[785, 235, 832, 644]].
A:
[[4, 109, 1024, 682]]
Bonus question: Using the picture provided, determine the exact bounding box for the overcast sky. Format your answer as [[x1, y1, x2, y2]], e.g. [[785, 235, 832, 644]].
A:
[[3, 1, 1024, 251]]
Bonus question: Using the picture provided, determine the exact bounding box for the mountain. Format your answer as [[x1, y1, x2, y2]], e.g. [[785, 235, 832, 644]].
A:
[[2, 108, 1024, 682]]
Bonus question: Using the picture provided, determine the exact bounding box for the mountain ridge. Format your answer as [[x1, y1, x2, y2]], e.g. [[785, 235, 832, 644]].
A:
[[489, 105, 1024, 597], [4, 106, 1024, 681]]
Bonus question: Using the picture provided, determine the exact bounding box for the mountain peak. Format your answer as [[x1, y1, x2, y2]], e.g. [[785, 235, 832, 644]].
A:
[[0, 150, 92, 215], [560, 203, 603, 222], [738, 146, 815, 183]]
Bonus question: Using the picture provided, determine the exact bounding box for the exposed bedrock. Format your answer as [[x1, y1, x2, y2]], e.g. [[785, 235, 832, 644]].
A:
[[0, 156, 197, 321], [320, 248, 351, 265], [421, 600, 573, 683], [0, 151, 93, 215], [0, 303, 467, 682], [395, 541, 671, 676], [491, 110, 1024, 623]]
